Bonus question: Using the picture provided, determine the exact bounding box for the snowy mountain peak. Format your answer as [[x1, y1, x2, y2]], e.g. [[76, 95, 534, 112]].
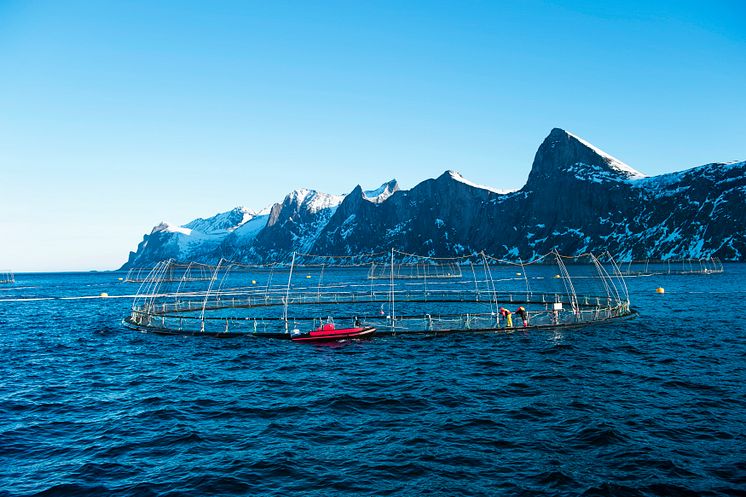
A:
[[445, 170, 515, 194], [284, 189, 345, 213], [152, 222, 174, 234], [527, 128, 647, 189], [363, 179, 399, 203]]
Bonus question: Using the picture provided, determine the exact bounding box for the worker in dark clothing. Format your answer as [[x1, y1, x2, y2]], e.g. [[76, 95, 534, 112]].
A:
[[515, 306, 528, 327]]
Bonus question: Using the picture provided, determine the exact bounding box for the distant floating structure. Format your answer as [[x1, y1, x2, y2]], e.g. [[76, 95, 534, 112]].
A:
[[123, 250, 635, 338], [0, 270, 14, 284], [367, 260, 463, 280], [620, 258, 723, 277], [124, 261, 215, 283]]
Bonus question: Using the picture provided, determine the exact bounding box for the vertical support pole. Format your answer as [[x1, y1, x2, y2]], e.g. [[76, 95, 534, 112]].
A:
[[423, 256, 428, 301], [265, 265, 274, 296], [284, 252, 296, 333], [481, 252, 499, 322], [605, 251, 630, 306], [470, 261, 480, 301], [519, 257, 531, 300], [554, 250, 579, 316], [317, 263, 325, 302], [200, 258, 224, 333], [390, 248, 395, 326]]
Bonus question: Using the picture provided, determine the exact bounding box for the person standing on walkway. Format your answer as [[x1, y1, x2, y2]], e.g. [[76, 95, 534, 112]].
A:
[[499, 307, 513, 328], [515, 306, 528, 327]]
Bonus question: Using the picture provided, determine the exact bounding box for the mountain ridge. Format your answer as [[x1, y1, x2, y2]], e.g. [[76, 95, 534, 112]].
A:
[[121, 129, 746, 269]]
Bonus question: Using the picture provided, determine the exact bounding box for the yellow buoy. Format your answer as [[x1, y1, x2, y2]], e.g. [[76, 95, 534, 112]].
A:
[[251, 280, 256, 285], [516, 272, 522, 276], [117, 277, 123, 281], [100, 292, 109, 298], [554, 274, 561, 279], [656, 287, 665, 294], [306, 275, 312, 279]]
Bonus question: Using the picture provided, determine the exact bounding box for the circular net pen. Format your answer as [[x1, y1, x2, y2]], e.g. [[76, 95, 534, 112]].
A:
[[0, 270, 14, 285], [619, 257, 723, 276], [123, 250, 636, 338]]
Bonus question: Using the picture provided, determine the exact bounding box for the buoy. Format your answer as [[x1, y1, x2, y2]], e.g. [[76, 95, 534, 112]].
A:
[[516, 272, 522, 276], [656, 287, 665, 294], [100, 292, 109, 298], [117, 277, 123, 281], [251, 280, 256, 285], [306, 275, 312, 279], [554, 274, 561, 279]]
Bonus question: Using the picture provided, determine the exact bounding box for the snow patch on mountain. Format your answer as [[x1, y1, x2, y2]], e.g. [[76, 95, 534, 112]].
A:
[[565, 131, 647, 180], [635, 160, 745, 189], [147, 223, 226, 258], [364, 179, 399, 203], [153, 222, 193, 236], [339, 214, 357, 239], [293, 208, 338, 253], [566, 162, 638, 184], [183, 207, 259, 234], [447, 170, 517, 194], [232, 213, 270, 240]]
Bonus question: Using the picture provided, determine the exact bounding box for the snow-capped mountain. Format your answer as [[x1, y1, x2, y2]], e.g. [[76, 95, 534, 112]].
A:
[[121, 128, 746, 268], [229, 189, 344, 262], [122, 207, 269, 268]]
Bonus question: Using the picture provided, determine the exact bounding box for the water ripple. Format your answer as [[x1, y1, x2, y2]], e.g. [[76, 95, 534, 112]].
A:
[[1, 270, 745, 495]]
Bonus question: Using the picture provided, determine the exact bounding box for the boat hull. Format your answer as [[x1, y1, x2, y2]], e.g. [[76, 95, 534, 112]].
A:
[[292, 326, 377, 342]]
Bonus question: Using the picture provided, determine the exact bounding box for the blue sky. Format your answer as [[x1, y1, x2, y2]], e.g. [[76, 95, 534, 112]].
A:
[[1, 0, 744, 271]]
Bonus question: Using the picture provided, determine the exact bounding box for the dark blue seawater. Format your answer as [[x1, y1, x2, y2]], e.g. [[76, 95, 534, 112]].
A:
[[1, 267, 745, 496]]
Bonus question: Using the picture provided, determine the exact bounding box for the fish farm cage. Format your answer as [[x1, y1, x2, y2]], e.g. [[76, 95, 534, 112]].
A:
[[123, 250, 635, 338], [0, 270, 14, 285], [124, 262, 214, 283], [619, 258, 723, 276], [368, 260, 462, 279]]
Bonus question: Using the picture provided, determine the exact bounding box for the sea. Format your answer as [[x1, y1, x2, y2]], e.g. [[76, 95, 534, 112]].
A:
[[0, 266, 744, 496]]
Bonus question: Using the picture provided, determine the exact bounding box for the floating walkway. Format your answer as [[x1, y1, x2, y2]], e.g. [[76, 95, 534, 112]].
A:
[[123, 250, 635, 338]]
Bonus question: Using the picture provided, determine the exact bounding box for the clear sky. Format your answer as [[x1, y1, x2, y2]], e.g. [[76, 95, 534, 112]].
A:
[[1, 0, 744, 271]]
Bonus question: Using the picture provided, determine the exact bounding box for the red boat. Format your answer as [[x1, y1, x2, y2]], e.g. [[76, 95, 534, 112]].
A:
[[291, 322, 377, 342]]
